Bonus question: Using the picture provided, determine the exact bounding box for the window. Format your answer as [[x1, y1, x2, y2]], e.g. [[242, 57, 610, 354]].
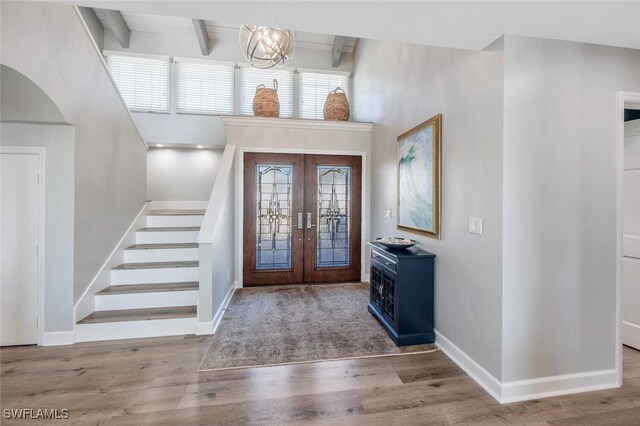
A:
[[299, 71, 349, 120], [105, 54, 169, 113], [239, 66, 294, 117], [175, 59, 234, 115]]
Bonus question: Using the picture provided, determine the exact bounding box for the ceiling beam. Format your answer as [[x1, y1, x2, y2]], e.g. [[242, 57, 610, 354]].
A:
[[101, 9, 130, 48], [192, 19, 210, 56], [331, 36, 346, 68]]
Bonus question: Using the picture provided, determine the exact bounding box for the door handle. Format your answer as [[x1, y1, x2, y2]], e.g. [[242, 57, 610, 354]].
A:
[[306, 212, 317, 229], [297, 212, 303, 230]]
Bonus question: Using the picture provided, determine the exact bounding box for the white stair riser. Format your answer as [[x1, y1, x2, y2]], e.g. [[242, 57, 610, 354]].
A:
[[111, 267, 199, 285], [95, 290, 198, 311], [124, 248, 199, 263], [136, 230, 199, 244], [75, 317, 197, 342], [147, 215, 203, 227]]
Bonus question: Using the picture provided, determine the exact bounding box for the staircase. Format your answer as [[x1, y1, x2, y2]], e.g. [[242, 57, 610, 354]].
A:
[[75, 209, 204, 342]]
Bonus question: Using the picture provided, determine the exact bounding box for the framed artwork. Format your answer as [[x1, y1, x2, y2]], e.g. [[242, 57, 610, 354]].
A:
[[397, 114, 441, 239]]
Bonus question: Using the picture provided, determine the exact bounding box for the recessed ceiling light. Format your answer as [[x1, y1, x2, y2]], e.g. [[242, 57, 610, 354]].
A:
[[156, 144, 164, 148], [197, 145, 204, 149]]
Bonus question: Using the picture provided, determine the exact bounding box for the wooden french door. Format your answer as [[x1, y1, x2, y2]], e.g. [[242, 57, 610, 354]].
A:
[[243, 153, 361, 286]]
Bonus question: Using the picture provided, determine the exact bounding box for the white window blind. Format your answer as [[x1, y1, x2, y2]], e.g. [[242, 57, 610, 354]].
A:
[[239, 66, 294, 117], [299, 71, 349, 119], [105, 54, 169, 113], [175, 59, 234, 115]]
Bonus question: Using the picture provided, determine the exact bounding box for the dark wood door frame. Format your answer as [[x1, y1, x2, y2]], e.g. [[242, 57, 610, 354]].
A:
[[242, 152, 362, 286]]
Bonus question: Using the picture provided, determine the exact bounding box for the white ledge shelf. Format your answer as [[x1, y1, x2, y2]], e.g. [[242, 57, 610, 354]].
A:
[[220, 116, 373, 132]]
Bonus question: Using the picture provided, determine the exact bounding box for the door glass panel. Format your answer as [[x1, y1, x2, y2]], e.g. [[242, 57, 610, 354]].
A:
[[256, 164, 292, 270], [317, 165, 351, 268]]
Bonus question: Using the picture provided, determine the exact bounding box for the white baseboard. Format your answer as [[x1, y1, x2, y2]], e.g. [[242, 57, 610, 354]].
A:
[[435, 330, 620, 404], [501, 369, 618, 404], [363, 273, 370, 283], [234, 280, 242, 289], [150, 201, 208, 210], [42, 330, 75, 346], [623, 320, 640, 349], [74, 202, 150, 322], [434, 330, 502, 402], [196, 283, 235, 336]]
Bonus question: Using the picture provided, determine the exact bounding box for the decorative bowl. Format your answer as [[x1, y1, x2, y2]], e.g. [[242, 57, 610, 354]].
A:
[[376, 237, 418, 250]]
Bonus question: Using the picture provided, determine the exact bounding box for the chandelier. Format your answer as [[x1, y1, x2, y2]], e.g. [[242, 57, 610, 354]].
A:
[[239, 25, 295, 69]]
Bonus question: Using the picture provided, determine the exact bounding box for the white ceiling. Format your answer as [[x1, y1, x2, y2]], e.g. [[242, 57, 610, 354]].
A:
[[94, 10, 357, 52], [67, 1, 640, 51]]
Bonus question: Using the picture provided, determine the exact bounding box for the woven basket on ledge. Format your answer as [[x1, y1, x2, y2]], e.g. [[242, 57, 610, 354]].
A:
[[253, 79, 280, 118], [323, 87, 350, 121]]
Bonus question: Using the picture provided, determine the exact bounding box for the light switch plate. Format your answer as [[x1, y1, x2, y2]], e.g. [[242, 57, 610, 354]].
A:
[[384, 210, 392, 220], [469, 217, 483, 235]]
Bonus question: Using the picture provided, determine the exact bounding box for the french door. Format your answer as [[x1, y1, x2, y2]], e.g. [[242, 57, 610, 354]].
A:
[[243, 153, 361, 286]]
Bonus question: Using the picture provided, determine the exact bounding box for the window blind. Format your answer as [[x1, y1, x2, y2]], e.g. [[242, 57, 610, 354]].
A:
[[239, 66, 294, 117], [299, 71, 349, 120], [105, 54, 170, 113], [175, 59, 234, 115]]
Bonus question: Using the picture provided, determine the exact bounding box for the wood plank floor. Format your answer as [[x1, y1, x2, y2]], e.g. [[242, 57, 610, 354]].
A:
[[1, 337, 639, 425]]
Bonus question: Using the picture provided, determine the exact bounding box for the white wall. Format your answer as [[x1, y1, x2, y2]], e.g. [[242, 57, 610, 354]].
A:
[[147, 148, 222, 201], [1, 123, 75, 333], [1, 1, 148, 302], [0, 65, 66, 124], [502, 36, 640, 383], [103, 30, 354, 147], [352, 38, 505, 379]]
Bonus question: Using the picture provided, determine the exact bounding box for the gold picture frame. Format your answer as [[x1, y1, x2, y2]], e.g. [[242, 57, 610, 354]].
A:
[[397, 114, 442, 239]]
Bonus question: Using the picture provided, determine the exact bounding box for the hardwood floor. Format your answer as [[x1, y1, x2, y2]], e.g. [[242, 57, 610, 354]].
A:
[[2, 338, 640, 425]]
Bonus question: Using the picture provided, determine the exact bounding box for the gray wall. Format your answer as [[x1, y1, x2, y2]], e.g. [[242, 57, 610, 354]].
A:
[[352, 39, 505, 379], [147, 148, 222, 202], [502, 35, 640, 382], [1, 1, 147, 302], [1, 123, 75, 333], [0, 65, 66, 123]]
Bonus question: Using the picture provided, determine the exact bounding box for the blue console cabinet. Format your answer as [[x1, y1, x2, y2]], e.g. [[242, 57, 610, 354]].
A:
[[368, 242, 435, 346]]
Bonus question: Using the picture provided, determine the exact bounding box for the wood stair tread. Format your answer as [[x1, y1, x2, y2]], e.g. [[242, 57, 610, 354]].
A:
[[148, 209, 205, 216], [126, 243, 199, 250], [77, 306, 196, 324], [112, 261, 199, 270], [97, 282, 199, 295], [137, 227, 200, 232]]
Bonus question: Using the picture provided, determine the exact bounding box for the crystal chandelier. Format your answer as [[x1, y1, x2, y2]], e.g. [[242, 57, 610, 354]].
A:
[[239, 25, 295, 69]]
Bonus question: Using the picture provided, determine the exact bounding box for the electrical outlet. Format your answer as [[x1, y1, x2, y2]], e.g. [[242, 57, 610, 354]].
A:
[[384, 210, 392, 220], [469, 217, 483, 235]]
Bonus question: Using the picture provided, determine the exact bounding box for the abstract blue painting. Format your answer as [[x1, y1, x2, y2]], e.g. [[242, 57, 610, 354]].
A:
[[397, 114, 441, 238]]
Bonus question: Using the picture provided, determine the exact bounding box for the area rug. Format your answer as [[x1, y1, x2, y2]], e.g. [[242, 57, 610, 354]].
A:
[[199, 282, 437, 371]]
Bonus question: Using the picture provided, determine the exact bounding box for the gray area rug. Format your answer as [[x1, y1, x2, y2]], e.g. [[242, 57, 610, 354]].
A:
[[199, 282, 437, 371]]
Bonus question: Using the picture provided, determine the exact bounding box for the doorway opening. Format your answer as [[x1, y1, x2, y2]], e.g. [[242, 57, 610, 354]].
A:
[[617, 92, 640, 385], [243, 152, 362, 286]]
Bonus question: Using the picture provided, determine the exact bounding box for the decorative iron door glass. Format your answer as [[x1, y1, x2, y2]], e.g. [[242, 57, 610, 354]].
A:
[[256, 164, 293, 270], [243, 152, 361, 286], [317, 166, 351, 268]]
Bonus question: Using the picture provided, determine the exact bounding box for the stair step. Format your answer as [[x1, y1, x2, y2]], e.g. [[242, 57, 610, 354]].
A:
[[113, 261, 198, 270], [97, 282, 198, 295], [149, 209, 205, 216], [138, 227, 200, 232], [126, 243, 199, 250], [77, 306, 196, 324]]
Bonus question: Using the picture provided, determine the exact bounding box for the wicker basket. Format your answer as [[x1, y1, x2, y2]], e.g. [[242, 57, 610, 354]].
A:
[[323, 87, 350, 121], [253, 79, 280, 117]]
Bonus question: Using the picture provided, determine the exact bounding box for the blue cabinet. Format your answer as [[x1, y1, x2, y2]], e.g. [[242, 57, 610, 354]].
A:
[[368, 242, 435, 346]]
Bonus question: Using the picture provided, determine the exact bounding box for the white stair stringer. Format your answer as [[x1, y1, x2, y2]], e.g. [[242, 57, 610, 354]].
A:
[[76, 209, 206, 342]]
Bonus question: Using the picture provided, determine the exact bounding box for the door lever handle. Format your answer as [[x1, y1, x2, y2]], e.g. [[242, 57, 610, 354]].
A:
[[306, 212, 317, 229], [297, 212, 303, 230]]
